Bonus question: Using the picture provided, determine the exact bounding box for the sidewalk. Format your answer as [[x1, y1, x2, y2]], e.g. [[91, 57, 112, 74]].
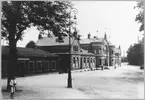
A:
[[2, 73, 89, 99], [2, 66, 118, 99], [2, 87, 90, 99]]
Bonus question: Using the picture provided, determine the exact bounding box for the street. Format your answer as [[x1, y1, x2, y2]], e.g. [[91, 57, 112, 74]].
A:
[[73, 63, 144, 99], [2, 63, 144, 99]]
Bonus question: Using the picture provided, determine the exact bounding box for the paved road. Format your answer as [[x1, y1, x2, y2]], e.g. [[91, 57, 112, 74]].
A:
[[2, 63, 144, 99], [73, 63, 144, 99]]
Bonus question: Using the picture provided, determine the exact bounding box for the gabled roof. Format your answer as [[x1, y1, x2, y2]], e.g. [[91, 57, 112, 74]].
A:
[[2, 46, 58, 58], [54, 49, 95, 56], [36, 36, 76, 46], [80, 38, 104, 44]]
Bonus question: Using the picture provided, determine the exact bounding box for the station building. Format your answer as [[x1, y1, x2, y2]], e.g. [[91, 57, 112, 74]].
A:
[[79, 33, 121, 68], [36, 35, 96, 73]]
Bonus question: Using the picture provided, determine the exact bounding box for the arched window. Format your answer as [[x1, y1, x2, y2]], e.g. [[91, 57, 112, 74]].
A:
[[76, 57, 79, 68], [73, 57, 76, 64], [94, 58, 96, 63], [87, 58, 89, 63], [77, 57, 79, 62], [84, 57, 86, 63]]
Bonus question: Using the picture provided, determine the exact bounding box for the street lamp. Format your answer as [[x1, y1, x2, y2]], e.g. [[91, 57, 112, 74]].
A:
[[67, 8, 78, 88]]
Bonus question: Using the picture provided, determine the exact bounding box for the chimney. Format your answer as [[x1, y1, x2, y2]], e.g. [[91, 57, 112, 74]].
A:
[[104, 33, 107, 40], [88, 33, 91, 39], [119, 45, 121, 49]]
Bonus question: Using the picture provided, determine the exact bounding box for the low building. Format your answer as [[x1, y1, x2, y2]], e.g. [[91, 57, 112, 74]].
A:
[[2, 46, 59, 78]]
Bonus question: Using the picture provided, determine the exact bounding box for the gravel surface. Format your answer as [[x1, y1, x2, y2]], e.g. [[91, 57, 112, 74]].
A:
[[73, 63, 144, 99]]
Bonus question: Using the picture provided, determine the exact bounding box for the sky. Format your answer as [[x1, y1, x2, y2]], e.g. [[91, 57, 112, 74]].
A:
[[2, 1, 143, 57]]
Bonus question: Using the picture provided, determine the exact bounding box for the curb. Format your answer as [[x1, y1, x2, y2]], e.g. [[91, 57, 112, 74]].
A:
[[71, 68, 97, 73]]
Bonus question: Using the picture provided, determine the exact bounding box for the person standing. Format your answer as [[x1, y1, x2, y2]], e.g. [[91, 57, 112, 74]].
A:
[[10, 78, 17, 99]]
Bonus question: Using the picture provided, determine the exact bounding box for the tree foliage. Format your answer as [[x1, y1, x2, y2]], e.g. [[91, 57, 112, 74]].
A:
[[135, 1, 144, 32], [1, 1, 75, 90], [127, 41, 144, 65], [25, 41, 36, 48], [2, 1, 74, 41]]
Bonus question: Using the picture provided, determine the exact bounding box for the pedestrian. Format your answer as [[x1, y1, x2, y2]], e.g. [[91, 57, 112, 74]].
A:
[[114, 63, 117, 69], [10, 77, 17, 99]]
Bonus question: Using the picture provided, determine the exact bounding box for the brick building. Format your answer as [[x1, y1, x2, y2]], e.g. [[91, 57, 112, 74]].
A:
[[2, 46, 59, 78], [36, 35, 96, 72], [79, 33, 121, 68], [80, 33, 110, 67]]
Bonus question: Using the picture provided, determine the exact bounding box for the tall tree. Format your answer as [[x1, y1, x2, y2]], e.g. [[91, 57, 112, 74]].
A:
[[25, 41, 36, 48], [135, 1, 144, 32], [1, 1, 75, 90], [127, 42, 143, 65]]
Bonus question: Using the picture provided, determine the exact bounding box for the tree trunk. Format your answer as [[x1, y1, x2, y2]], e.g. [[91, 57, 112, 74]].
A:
[[7, 39, 18, 91], [7, 31, 18, 91]]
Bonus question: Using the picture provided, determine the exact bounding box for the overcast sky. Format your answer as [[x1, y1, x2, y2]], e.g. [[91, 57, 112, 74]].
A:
[[2, 1, 143, 57]]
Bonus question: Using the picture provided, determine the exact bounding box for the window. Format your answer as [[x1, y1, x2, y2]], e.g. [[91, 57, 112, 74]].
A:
[[87, 58, 89, 63], [73, 57, 76, 64], [94, 58, 96, 63], [18, 61, 25, 73], [84, 58, 86, 63], [73, 57, 76, 68], [112, 50, 113, 54], [51, 61, 56, 70], [73, 46, 78, 51], [99, 59, 101, 65], [90, 58, 92, 63], [76, 57, 79, 68], [43, 61, 50, 71], [37, 61, 42, 71], [76, 57, 79, 62], [28, 61, 35, 72]]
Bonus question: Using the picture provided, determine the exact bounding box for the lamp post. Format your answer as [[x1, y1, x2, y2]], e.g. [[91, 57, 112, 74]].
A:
[[67, 8, 78, 88]]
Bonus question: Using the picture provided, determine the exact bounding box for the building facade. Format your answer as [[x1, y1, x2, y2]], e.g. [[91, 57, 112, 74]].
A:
[[2, 46, 59, 78], [36, 36, 96, 73], [80, 34, 110, 67], [80, 33, 121, 68], [109, 44, 116, 66], [114, 46, 122, 67]]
